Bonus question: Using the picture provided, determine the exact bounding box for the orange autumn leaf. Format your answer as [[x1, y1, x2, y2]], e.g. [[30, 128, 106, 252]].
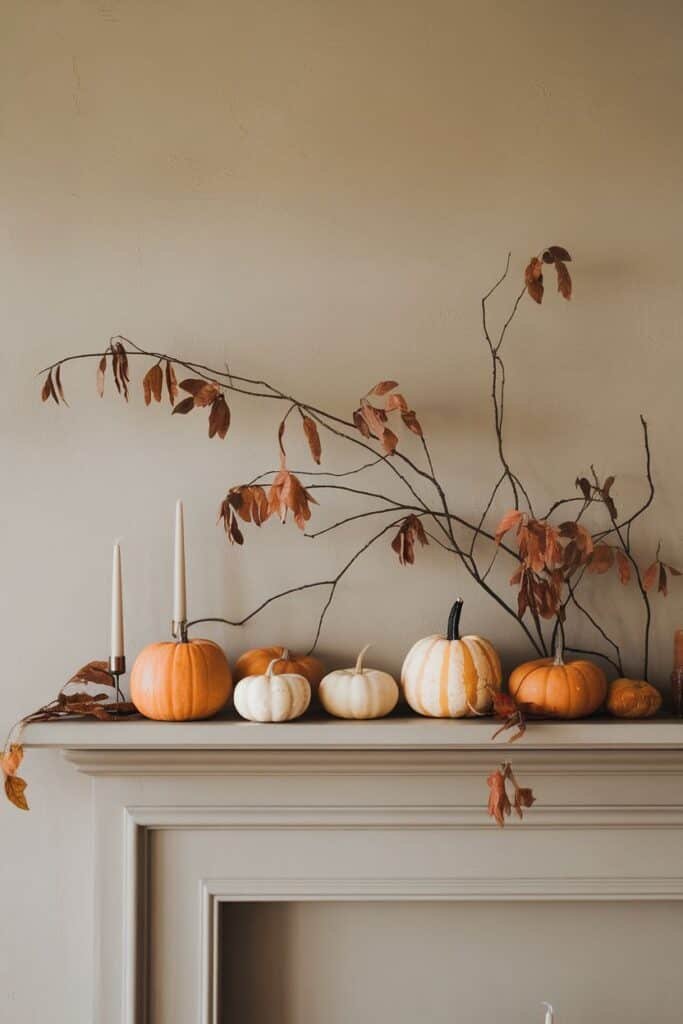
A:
[[208, 395, 230, 439], [142, 364, 163, 405], [643, 561, 660, 592], [268, 470, 317, 529], [1, 744, 23, 777], [370, 380, 399, 396], [302, 416, 322, 464], [391, 514, 428, 566], [495, 509, 524, 545], [616, 549, 631, 585], [524, 257, 544, 304], [555, 261, 572, 300], [486, 768, 511, 827], [588, 544, 615, 574], [5, 774, 28, 811]]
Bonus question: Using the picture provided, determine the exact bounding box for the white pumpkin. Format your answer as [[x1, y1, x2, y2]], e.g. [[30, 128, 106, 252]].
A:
[[233, 658, 311, 722], [401, 598, 502, 718], [319, 645, 399, 720]]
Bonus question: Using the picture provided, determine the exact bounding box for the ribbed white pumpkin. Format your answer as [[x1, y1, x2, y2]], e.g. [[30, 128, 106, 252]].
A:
[[233, 659, 311, 722], [401, 599, 502, 718], [319, 645, 399, 720]]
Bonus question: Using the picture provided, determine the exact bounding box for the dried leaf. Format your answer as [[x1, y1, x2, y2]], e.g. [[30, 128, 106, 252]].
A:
[[69, 660, 114, 687], [386, 393, 408, 413], [302, 416, 322, 464], [96, 355, 106, 398], [371, 380, 399, 396], [360, 403, 388, 439], [542, 245, 572, 263], [143, 364, 163, 405], [512, 785, 535, 818], [54, 365, 67, 405], [643, 561, 659, 592], [555, 261, 572, 300], [588, 544, 615, 574], [165, 361, 178, 406], [5, 774, 29, 811], [576, 476, 592, 501], [41, 371, 53, 403], [391, 514, 428, 566], [353, 408, 371, 438], [401, 410, 423, 436], [180, 379, 221, 407], [172, 396, 196, 416], [615, 549, 631, 585], [486, 768, 511, 827], [495, 509, 524, 545], [208, 395, 230, 439], [524, 257, 544, 304], [381, 427, 399, 454], [659, 563, 668, 596], [268, 470, 317, 529], [1, 744, 24, 777]]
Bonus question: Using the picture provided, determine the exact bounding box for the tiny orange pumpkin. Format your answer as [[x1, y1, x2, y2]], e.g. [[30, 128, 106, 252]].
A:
[[606, 678, 662, 719], [234, 646, 324, 693], [508, 641, 607, 719], [131, 638, 233, 721]]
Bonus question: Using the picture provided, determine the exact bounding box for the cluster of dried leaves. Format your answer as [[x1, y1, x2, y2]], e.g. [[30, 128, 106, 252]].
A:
[[487, 762, 535, 827], [353, 380, 422, 454], [391, 514, 429, 565], [524, 246, 572, 304], [2, 661, 135, 811]]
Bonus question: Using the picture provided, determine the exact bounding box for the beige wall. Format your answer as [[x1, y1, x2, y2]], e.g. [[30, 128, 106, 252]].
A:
[[2, 0, 682, 1019]]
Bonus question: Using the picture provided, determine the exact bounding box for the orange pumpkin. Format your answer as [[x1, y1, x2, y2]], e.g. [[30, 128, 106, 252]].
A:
[[234, 646, 324, 693], [130, 639, 233, 721], [606, 678, 662, 719], [508, 643, 607, 719]]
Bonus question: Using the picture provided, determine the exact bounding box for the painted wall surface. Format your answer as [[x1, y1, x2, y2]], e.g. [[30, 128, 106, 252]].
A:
[[1, 0, 682, 1019]]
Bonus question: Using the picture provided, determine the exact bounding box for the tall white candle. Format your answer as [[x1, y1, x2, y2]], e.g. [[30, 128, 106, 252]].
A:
[[110, 542, 124, 659], [542, 1003, 554, 1024], [173, 499, 187, 625]]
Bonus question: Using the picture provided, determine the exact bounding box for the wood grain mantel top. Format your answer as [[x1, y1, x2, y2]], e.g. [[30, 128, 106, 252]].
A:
[[21, 710, 683, 751]]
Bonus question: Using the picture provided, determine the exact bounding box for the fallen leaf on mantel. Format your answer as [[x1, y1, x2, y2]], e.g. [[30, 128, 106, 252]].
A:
[[69, 660, 115, 687]]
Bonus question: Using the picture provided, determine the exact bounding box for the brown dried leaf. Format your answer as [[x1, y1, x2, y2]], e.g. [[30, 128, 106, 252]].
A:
[[302, 416, 322, 464], [143, 364, 163, 405], [576, 476, 592, 501], [386, 393, 408, 413], [588, 544, 615, 574], [659, 563, 668, 596], [401, 410, 423, 437], [381, 427, 399, 454], [96, 355, 106, 398], [391, 514, 428, 566], [643, 561, 660, 592], [180, 379, 221, 407], [555, 260, 572, 300], [371, 380, 399, 396], [486, 768, 511, 827], [208, 395, 230, 439], [41, 371, 53, 403], [615, 549, 631, 585], [1, 744, 24, 777], [268, 470, 317, 529], [542, 245, 572, 263], [69, 660, 114, 687], [54, 365, 67, 405], [172, 396, 196, 416], [165, 361, 178, 406], [524, 257, 544, 304], [353, 408, 371, 438], [360, 403, 388, 439], [512, 785, 535, 819], [5, 774, 29, 811], [495, 509, 524, 545]]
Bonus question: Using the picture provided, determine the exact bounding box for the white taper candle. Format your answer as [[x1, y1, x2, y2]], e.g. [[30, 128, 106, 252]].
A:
[[173, 499, 187, 625], [110, 542, 124, 659], [542, 1003, 554, 1024]]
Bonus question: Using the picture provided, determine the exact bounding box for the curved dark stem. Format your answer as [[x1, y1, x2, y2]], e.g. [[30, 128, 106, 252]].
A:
[[564, 646, 622, 674]]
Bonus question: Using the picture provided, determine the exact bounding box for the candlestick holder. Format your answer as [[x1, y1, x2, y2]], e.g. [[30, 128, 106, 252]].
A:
[[172, 619, 189, 643], [108, 655, 127, 704]]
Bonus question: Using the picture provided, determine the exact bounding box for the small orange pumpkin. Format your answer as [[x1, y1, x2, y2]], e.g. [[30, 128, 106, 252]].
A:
[[234, 646, 324, 693], [508, 642, 607, 719], [130, 639, 233, 721], [606, 678, 662, 719]]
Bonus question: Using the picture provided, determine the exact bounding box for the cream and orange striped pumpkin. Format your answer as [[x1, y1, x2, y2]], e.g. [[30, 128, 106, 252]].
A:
[[400, 599, 502, 717]]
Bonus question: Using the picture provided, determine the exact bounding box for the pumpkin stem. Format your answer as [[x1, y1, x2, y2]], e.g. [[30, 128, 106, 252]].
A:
[[446, 598, 464, 641], [354, 644, 372, 673], [553, 635, 565, 667], [265, 658, 281, 680]]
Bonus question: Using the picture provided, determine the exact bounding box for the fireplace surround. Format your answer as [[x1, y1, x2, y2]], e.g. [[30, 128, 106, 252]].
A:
[[24, 715, 683, 1023]]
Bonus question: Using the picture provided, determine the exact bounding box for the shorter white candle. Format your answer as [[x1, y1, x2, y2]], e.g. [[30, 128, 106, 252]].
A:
[[173, 499, 187, 625], [542, 1002, 554, 1024], [110, 542, 124, 659]]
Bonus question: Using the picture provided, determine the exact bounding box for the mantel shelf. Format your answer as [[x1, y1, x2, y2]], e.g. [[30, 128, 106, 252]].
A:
[[22, 710, 683, 751]]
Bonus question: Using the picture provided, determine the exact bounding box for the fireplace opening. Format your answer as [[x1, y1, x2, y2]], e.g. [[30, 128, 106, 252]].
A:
[[217, 900, 679, 1023]]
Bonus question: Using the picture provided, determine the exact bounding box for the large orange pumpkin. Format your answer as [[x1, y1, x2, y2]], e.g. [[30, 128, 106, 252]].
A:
[[131, 639, 233, 721], [606, 678, 662, 719], [234, 646, 324, 692], [508, 643, 607, 719]]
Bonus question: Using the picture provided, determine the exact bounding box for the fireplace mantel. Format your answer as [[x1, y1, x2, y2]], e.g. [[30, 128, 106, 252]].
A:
[[24, 714, 683, 1023]]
